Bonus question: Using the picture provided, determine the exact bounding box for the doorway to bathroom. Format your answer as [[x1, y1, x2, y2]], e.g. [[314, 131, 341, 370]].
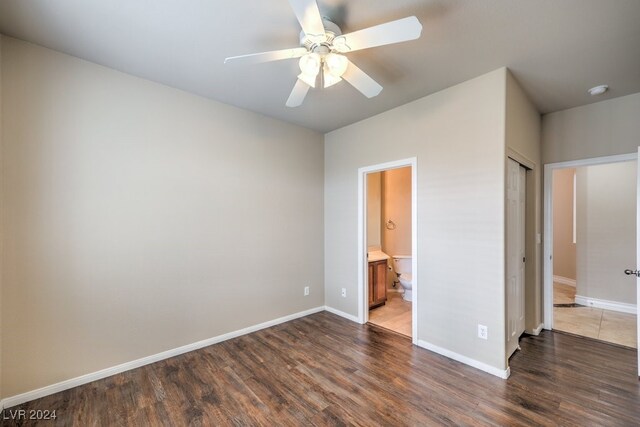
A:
[[358, 158, 417, 343]]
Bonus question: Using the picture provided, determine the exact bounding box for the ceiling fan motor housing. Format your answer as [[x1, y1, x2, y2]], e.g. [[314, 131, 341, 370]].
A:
[[300, 18, 342, 52]]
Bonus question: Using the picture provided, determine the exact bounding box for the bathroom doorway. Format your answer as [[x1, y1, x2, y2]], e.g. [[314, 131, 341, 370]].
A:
[[358, 158, 417, 343]]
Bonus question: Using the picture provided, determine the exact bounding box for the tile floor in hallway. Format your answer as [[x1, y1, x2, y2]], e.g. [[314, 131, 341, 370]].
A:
[[553, 282, 637, 348], [368, 291, 412, 337]]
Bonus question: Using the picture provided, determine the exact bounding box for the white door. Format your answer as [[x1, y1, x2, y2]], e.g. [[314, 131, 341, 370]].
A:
[[637, 147, 640, 377], [507, 158, 526, 358], [624, 149, 639, 376]]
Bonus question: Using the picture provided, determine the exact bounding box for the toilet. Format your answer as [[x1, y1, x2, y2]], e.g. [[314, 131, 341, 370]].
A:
[[392, 255, 412, 301]]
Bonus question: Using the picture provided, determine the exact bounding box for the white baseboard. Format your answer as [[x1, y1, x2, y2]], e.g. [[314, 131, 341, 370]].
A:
[[553, 275, 576, 287], [525, 323, 544, 336], [0, 306, 325, 410], [417, 340, 510, 379], [574, 295, 637, 315], [323, 306, 361, 323]]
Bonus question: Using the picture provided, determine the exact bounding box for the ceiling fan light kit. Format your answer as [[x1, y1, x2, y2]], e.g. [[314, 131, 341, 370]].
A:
[[224, 0, 423, 107], [298, 52, 321, 87], [325, 53, 348, 76]]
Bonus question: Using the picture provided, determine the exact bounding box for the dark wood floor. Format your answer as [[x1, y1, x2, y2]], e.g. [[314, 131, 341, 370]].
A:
[[2, 311, 639, 426]]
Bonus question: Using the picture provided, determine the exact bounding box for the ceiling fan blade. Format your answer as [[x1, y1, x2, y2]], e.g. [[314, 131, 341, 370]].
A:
[[333, 16, 422, 53], [224, 47, 307, 65], [286, 79, 311, 107], [288, 0, 326, 41], [342, 60, 383, 98]]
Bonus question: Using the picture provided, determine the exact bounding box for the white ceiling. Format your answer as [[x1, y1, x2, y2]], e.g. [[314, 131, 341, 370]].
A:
[[1, 0, 639, 133]]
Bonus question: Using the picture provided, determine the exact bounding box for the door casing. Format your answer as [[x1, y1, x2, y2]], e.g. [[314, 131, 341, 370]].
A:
[[543, 152, 638, 330], [358, 157, 418, 343]]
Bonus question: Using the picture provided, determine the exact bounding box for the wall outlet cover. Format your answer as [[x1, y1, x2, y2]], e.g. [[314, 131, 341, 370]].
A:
[[341, 288, 346, 298], [304, 286, 310, 296], [478, 324, 488, 340]]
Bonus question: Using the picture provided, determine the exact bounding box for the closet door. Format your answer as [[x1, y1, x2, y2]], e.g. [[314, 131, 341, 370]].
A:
[[507, 158, 526, 358]]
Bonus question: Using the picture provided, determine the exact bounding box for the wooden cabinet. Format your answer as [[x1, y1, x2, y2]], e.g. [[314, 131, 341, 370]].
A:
[[368, 259, 387, 309]]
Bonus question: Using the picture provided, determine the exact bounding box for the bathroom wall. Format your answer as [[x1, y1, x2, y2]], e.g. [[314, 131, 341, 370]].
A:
[[576, 161, 637, 305], [552, 168, 576, 282], [366, 172, 382, 248], [382, 167, 412, 288], [1, 37, 325, 398]]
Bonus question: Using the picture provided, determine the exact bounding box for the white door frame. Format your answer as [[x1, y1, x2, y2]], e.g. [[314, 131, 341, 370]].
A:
[[358, 157, 418, 344], [543, 152, 638, 329], [506, 158, 527, 358]]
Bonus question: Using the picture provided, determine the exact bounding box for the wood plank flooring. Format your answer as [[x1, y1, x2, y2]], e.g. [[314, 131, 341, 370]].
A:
[[2, 311, 639, 426]]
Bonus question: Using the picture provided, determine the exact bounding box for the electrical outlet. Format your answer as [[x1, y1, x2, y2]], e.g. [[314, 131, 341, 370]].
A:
[[341, 288, 347, 298], [478, 324, 488, 340], [304, 286, 310, 296]]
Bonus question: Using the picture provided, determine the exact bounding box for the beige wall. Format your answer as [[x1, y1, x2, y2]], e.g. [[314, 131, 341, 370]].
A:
[[382, 167, 412, 257], [542, 93, 640, 164], [0, 37, 325, 398], [366, 172, 382, 248], [325, 68, 509, 371], [576, 162, 637, 304], [381, 167, 411, 288], [552, 168, 576, 280], [505, 71, 542, 335]]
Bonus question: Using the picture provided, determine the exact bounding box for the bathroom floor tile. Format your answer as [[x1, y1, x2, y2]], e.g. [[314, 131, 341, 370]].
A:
[[553, 307, 602, 340], [552, 282, 637, 349], [553, 282, 576, 305], [368, 292, 412, 337], [599, 310, 637, 348]]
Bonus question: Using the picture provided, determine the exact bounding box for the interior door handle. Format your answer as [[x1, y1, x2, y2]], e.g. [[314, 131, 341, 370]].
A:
[[624, 269, 640, 277]]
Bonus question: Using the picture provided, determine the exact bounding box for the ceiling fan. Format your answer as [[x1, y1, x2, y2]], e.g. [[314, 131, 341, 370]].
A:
[[224, 0, 423, 107]]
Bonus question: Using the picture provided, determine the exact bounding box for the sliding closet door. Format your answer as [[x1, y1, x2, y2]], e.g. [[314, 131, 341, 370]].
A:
[[507, 158, 526, 358]]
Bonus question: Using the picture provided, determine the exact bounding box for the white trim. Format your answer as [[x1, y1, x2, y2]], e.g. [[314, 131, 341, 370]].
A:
[[357, 166, 366, 325], [572, 171, 577, 244], [507, 148, 535, 171], [543, 151, 638, 330], [324, 306, 360, 323], [637, 147, 640, 377], [0, 306, 325, 409], [525, 323, 544, 336], [545, 152, 638, 170], [411, 161, 418, 344], [357, 158, 418, 344], [417, 340, 511, 379], [543, 164, 553, 329], [553, 275, 576, 287], [574, 295, 637, 315]]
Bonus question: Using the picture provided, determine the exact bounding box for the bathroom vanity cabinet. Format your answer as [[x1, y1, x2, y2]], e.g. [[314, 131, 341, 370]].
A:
[[368, 260, 387, 309]]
